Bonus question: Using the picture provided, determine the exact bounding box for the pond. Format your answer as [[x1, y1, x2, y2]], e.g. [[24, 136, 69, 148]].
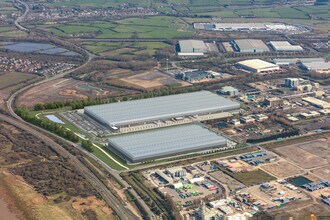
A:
[[45, 114, 65, 124], [290, 176, 312, 187]]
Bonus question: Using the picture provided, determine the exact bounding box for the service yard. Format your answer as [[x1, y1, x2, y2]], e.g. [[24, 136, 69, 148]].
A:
[[240, 181, 311, 208]]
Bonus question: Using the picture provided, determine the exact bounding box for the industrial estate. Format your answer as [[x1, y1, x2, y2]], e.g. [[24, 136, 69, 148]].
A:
[[0, 0, 329, 220]]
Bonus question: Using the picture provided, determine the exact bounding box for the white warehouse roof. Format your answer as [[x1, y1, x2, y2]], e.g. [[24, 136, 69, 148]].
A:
[[236, 59, 279, 72], [84, 91, 240, 127], [108, 124, 227, 163], [269, 41, 304, 51]]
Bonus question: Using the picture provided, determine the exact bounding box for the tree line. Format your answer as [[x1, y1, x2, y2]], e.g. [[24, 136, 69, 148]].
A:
[[33, 86, 201, 111], [15, 107, 79, 142]]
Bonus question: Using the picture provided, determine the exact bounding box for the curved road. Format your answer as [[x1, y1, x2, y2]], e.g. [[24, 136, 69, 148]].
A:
[[14, 0, 30, 32]]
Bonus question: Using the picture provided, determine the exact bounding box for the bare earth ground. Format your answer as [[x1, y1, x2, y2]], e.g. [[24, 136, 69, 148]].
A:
[[118, 70, 190, 90], [273, 138, 330, 169], [311, 165, 330, 182], [261, 160, 305, 179], [0, 122, 116, 220], [16, 78, 132, 107], [0, 172, 73, 220], [209, 170, 244, 191]]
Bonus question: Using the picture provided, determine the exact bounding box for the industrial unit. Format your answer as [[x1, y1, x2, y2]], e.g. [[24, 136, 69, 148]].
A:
[[219, 86, 239, 96], [177, 69, 223, 82], [177, 40, 207, 56], [285, 78, 301, 88], [272, 58, 298, 65], [302, 97, 330, 109], [233, 39, 269, 53], [236, 59, 280, 73], [194, 22, 307, 33], [300, 60, 330, 72], [107, 124, 228, 163], [84, 91, 240, 132], [269, 41, 304, 52]]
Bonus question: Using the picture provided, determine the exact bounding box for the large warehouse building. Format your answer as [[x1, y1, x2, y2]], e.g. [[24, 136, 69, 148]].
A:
[[233, 39, 269, 53], [178, 40, 207, 56], [107, 124, 228, 163], [269, 41, 304, 52], [236, 59, 280, 73], [84, 91, 240, 132]]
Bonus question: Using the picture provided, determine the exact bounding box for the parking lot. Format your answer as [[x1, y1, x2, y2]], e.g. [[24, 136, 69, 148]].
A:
[[59, 111, 110, 137]]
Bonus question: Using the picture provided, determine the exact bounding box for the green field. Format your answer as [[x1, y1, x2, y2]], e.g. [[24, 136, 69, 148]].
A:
[[0, 72, 37, 90], [227, 169, 276, 186], [196, 5, 329, 20], [40, 16, 193, 39], [82, 41, 170, 55]]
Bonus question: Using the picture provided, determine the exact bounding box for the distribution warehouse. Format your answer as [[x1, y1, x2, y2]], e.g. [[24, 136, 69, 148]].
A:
[[178, 40, 207, 56], [236, 59, 280, 73], [233, 39, 269, 53], [269, 41, 304, 52], [84, 91, 240, 132], [107, 124, 228, 163]]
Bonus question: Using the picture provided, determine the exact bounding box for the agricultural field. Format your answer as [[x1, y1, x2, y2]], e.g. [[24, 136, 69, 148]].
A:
[[0, 72, 37, 91], [48, 0, 159, 7], [0, 26, 27, 38], [0, 72, 38, 107], [195, 5, 329, 20], [81, 41, 170, 55], [39, 16, 193, 39]]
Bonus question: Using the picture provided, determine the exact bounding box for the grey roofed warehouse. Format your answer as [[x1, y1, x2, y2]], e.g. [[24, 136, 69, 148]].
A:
[[107, 124, 227, 163], [84, 91, 240, 129], [178, 40, 207, 53], [233, 39, 269, 53]]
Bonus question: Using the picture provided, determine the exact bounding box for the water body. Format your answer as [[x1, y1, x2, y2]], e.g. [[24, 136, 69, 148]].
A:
[[45, 114, 65, 124], [3, 42, 79, 56], [290, 176, 312, 187], [0, 198, 19, 220]]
